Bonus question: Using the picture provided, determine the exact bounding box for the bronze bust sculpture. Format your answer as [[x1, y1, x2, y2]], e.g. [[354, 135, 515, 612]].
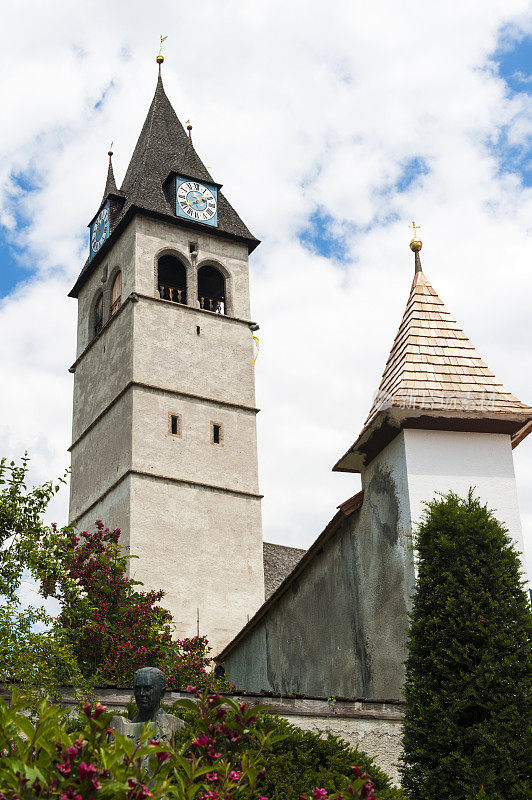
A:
[[111, 667, 183, 745]]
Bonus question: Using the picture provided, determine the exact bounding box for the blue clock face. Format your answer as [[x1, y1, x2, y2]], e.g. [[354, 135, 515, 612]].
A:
[[176, 178, 218, 227], [90, 201, 110, 259]]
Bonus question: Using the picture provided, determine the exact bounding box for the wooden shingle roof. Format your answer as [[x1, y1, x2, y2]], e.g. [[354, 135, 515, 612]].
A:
[[366, 267, 532, 424], [334, 254, 532, 472]]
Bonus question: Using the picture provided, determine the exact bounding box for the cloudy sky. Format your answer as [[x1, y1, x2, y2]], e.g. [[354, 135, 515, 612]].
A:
[[1, 1, 532, 581]]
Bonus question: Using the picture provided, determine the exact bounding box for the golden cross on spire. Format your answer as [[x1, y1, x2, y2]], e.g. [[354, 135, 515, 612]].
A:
[[409, 220, 422, 254], [159, 35, 168, 56]]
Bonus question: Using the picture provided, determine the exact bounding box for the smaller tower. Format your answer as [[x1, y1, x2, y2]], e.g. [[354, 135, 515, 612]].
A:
[[335, 228, 532, 579]]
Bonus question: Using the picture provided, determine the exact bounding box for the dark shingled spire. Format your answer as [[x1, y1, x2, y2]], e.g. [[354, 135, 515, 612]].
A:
[[101, 151, 118, 204], [69, 74, 259, 298], [119, 74, 255, 242], [120, 75, 213, 209]]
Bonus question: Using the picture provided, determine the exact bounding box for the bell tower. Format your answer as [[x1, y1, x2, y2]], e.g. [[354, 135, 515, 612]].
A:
[[68, 57, 265, 654]]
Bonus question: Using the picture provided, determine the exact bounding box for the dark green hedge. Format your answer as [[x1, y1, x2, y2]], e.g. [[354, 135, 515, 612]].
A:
[[172, 703, 404, 799], [400, 491, 532, 800]]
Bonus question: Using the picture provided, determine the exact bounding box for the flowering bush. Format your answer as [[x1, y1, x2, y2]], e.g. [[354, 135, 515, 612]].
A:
[[0, 690, 385, 800], [172, 702, 403, 800], [31, 521, 232, 691]]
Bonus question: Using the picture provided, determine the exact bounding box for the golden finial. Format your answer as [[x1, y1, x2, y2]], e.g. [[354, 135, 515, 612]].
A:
[[108, 141, 114, 158], [186, 119, 193, 140], [409, 221, 422, 252], [156, 35, 167, 67]]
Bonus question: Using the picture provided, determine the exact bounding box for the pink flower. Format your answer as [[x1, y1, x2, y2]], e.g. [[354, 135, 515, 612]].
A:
[[312, 790, 328, 799], [206, 772, 218, 782], [228, 770, 240, 781], [93, 702, 106, 718], [156, 750, 170, 763]]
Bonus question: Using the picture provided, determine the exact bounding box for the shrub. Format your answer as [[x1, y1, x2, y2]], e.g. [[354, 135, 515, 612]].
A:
[[0, 690, 385, 799], [171, 699, 404, 800], [33, 521, 232, 691], [400, 491, 532, 800]]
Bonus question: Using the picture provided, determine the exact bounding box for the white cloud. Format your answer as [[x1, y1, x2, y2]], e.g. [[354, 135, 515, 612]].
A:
[[1, 0, 532, 578]]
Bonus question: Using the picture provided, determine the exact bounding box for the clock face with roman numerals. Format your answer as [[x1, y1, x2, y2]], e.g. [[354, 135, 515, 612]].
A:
[[176, 178, 218, 227], [89, 201, 110, 260]]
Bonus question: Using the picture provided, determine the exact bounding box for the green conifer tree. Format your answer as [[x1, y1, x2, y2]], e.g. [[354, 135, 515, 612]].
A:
[[400, 491, 532, 800]]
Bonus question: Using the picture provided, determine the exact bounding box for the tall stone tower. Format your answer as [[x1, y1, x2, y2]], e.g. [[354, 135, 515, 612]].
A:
[[68, 60, 265, 654]]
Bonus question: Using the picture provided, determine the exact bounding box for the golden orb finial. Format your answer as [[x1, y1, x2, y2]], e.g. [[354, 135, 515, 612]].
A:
[[157, 35, 167, 67], [108, 140, 114, 158], [409, 220, 422, 252], [186, 119, 193, 139]]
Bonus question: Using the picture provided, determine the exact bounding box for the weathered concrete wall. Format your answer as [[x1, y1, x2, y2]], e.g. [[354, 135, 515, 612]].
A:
[[69, 391, 133, 521], [131, 386, 260, 493], [132, 297, 257, 409], [71, 302, 134, 444], [74, 474, 132, 548], [128, 472, 264, 655], [222, 434, 414, 700], [289, 715, 402, 787], [1, 686, 402, 787]]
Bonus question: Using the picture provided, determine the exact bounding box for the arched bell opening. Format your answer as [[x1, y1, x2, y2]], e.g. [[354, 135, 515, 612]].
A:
[[197, 265, 225, 315], [158, 254, 187, 305]]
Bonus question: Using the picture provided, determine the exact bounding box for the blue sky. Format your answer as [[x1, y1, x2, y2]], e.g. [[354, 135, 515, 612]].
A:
[[2, 33, 532, 296]]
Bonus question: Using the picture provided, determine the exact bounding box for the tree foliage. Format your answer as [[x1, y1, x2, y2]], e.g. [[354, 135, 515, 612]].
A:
[[0, 456, 83, 695], [0, 689, 388, 799], [170, 704, 404, 800], [0, 456, 228, 694], [30, 520, 231, 691], [400, 490, 532, 799]]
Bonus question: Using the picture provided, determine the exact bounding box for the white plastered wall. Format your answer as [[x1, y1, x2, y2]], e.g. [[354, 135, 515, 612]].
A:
[[402, 429, 528, 579]]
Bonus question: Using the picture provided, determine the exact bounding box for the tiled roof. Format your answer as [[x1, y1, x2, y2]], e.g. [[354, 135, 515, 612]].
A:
[[101, 155, 119, 205], [118, 75, 258, 243], [365, 262, 532, 425], [70, 74, 258, 297], [263, 542, 306, 599]]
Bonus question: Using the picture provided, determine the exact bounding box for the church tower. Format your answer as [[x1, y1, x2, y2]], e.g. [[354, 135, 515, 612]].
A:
[[68, 58, 265, 654]]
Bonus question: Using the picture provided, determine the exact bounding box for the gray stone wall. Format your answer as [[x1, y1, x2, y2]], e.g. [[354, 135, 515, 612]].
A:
[[222, 435, 415, 700], [69, 213, 265, 656]]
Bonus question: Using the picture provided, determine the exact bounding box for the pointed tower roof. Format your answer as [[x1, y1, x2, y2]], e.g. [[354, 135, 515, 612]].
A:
[[70, 63, 259, 298], [119, 74, 213, 211], [334, 235, 532, 472], [101, 148, 119, 202]]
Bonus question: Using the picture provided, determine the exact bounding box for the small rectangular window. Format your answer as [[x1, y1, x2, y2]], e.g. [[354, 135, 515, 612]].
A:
[[211, 422, 223, 445], [169, 413, 182, 436]]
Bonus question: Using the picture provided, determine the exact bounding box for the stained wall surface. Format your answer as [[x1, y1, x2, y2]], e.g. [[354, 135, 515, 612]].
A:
[[223, 434, 415, 699]]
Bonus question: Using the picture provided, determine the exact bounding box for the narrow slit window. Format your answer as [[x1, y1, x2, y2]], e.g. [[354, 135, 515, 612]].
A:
[[169, 413, 182, 436], [211, 422, 223, 445]]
